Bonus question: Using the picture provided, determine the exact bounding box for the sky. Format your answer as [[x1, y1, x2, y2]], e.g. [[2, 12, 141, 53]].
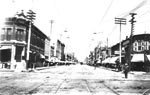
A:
[[0, 0, 150, 61]]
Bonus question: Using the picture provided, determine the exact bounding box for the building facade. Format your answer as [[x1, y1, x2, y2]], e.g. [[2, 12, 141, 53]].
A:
[[111, 34, 150, 71], [0, 16, 49, 70], [0, 17, 27, 69], [56, 40, 65, 61], [87, 34, 150, 71]]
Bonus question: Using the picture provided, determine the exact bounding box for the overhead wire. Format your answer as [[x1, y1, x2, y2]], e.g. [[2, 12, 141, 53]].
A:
[[108, 0, 148, 37], [99, 0, 114, 25], [92, 0, 114, 48], [120, 0, 147, 18]]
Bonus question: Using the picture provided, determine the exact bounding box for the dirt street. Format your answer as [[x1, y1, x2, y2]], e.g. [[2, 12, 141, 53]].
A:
[[0, 64, 150, 95]]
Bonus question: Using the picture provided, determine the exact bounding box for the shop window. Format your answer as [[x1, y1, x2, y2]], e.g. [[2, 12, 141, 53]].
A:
[[141, 41, 145, 51], [16, 28, 24, 41], [31, 34, 37, 46], [134, 42, 137, 46], [138, 41, 142, 51], [134, 47, 137, 51], [141, 47, 144, 51], [6, 28, 12, 41], [30, 33, 34, 45], [0, 28, 5, 41], [133, 42, 138, 51]]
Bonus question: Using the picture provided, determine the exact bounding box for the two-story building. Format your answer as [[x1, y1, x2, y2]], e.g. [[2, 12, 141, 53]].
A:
[[0, 16, 49, 70], [111, 34, 150, 71]]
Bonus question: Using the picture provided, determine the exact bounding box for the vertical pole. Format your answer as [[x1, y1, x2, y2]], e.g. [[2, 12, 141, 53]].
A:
[[107, 38, 108, 49], [10, 45, 16, 69], [128, 13, 137, 71], [115, 18, 126, 65], [119, 23, 122, 64], [26, 21, 31, 69], [50, 20, 53, 37], [49, 20, 53, 62]]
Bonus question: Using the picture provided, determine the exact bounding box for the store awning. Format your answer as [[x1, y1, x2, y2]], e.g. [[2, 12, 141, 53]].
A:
[[40, 54, 45, 59], [97, 60, 101, 63], [109, 56, 119, 64], [131, 54, 148, 62], [147, 55, 150, 61], [0, 46, 11, 50], [102, 58, 111, 64]]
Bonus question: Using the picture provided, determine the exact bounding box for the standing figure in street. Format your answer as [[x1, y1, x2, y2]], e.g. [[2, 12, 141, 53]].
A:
[[94, 60, 97, 70], [123, 63, 129, 78]]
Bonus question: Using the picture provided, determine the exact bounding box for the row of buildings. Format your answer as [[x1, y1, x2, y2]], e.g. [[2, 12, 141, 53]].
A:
[[0, 14, 77, 70], [86, 34, 150, 71]]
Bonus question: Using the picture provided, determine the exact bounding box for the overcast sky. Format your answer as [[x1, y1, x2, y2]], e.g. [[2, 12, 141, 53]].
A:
[[1, 0, 150, 61]]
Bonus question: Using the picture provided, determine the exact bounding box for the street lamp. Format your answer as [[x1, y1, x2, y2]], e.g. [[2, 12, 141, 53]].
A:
[[92, 32, 103, 47], [93, 32, 103, 35]]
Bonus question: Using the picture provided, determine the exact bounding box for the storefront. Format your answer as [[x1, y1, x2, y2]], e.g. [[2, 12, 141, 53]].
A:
[[0, 16, 49, 70], [131, 54, 149, 71], [0, 17, 27, 70], [0, 43, 26, 70]]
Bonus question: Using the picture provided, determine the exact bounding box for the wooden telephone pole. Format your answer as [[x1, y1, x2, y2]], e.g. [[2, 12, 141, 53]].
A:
[[26, 10, 36, 69], [128, 13, 137, 71], [115, 18, 126, 64]]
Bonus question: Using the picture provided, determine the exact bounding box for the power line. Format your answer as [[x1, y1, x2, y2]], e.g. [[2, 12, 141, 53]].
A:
[[118, 0, 147, 18], [99, 0, 114, 25], [107, 0, 147, 39], [94, 0, 114, 46]]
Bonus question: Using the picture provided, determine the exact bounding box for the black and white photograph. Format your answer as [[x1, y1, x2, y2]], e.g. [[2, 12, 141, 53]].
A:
[[0, 0, 150, 95]]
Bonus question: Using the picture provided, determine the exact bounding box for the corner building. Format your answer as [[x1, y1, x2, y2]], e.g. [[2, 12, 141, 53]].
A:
[[0, 17, 49, 70]]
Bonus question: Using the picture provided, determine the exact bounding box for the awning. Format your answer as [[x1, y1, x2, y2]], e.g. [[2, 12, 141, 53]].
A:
[[131, 54, 149, 62], [40, 54, 45, 59], [0, 46, 11, 50], [97, 60, 101, 63], [109, 56, 119, 64], [102, 58, 111, 64], [147, 55, 150, 61]]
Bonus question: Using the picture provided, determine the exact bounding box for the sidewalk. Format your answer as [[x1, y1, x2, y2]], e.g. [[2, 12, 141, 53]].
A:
[[0, 66, 53, 72], [0, 68, 14, 72], [100, 66, 147, 75], [130, 71, 146, 75]]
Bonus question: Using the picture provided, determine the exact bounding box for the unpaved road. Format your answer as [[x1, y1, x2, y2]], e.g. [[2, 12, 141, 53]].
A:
[[0, 64, 150, 95]]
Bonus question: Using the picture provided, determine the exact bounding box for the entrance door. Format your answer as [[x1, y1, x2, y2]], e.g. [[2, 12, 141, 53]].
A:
[[15, 46, 23, 62], [0, 49, 11, 68]]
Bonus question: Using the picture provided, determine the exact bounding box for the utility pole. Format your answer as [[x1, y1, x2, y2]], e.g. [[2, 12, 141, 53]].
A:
[[128, 13, 137, 71], [49, 20, 54, 63], [26, 10, 36, 69], [107, 38, 108, 50], [50, 20, 54, 37], [115, 18, 126, 65]]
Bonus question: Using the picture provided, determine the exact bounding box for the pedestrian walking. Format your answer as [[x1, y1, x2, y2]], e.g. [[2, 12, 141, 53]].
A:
[[123, 63, 129, 78]]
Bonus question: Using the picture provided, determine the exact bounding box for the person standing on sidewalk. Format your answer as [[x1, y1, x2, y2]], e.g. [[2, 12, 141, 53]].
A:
[[123, 63, 129, 78]]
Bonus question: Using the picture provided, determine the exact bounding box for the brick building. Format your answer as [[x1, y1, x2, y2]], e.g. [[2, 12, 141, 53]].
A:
[[0, 16, 49, 70]]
